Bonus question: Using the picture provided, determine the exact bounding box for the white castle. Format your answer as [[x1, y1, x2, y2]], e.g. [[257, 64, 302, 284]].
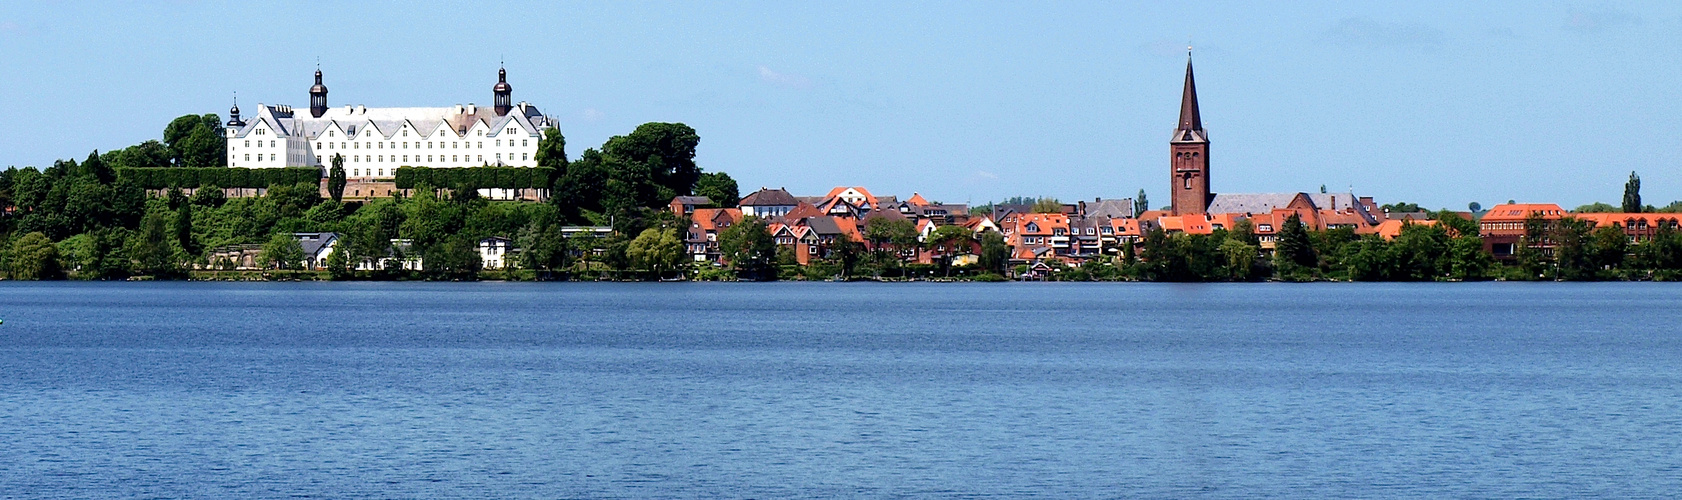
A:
[[224, 68, 556, 179]]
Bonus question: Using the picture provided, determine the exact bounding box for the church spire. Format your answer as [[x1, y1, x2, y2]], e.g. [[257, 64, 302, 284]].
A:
[[1177, 49, 1202, 133]]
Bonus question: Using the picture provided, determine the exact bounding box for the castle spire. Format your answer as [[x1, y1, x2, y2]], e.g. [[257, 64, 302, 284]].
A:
[[309, 68, 329, 118], [1177, 50, 1202, 133]]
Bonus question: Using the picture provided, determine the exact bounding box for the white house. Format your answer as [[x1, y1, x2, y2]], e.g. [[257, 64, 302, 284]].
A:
[[479, 236, 515, 269], [224, 67, 556, 178], [293, 232, 339, 270]]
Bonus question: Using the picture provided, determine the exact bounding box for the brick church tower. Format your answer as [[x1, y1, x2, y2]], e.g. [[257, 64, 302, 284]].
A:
[[1170, 52, 1211, 215]]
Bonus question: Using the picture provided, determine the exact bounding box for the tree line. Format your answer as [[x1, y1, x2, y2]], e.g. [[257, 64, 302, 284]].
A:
[[0, 114, 744, 280]]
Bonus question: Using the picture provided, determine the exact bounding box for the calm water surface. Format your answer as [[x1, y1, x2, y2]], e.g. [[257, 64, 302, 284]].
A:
[[1, 281, 1680, 498]]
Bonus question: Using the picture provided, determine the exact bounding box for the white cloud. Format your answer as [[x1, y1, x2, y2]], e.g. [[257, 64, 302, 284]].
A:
[[1563, 9, 1641, 33], [975, 170, 998, 179], [758, 65, 813, 89], [581, 108, 604, 122]]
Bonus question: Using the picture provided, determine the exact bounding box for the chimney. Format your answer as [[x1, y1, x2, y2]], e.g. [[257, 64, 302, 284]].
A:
[[454, 104, 464, 114], [466, 103, 476, 114]]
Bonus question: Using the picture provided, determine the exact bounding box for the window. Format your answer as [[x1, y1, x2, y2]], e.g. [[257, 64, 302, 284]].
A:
[[403, 155, 408, 162], [496, 153, 501, 160], [379, 169, 384, 176], [428, 142, 433, 149], [403, 142, 409, 149], [522, 140, 528, 147], [270, 140, 276, 147], [244, 140, 250, 147], [476, 155, 482, 162], [316, 156, 322, 163], [477, 130, 484, 136], [256, 129, 265, 135], [1259, 224, 1273, 232], [495, 140, 500, 147], [328, 131, 334, 137], [353, 169, 359, 176], [427, 155, 433, 162], [477, 142, 482, 148], [453, 142, 458, 149], [403, 130, 409, 137], [354, 142, 359, 149], [507, 127, 516, 135], [244, 154, 250, 161], [452, 155, 458, 162], [378, 142, 384, 149]]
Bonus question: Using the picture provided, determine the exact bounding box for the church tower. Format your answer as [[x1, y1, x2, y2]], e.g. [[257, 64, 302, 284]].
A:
[[1170, 51, 1211, 216], [309, 69, 329, 118], [493, 67, 513, 116]]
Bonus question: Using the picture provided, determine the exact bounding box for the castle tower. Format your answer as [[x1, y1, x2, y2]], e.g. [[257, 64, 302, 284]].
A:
[[309, 69, 329, 118], [1170, 51, 1211, 216], [227, 94, 245, 128], [493, 67, 513, 116]]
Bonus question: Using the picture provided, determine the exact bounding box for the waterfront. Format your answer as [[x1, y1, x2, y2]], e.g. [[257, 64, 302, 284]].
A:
[[2, 281, 1680, 497]]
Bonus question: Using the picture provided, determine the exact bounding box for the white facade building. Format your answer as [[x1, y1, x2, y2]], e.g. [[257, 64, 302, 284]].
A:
[[224, 68, 556, 180]]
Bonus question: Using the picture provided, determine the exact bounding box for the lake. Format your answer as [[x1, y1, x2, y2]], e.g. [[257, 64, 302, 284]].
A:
[[1, 281, 1679, 498]]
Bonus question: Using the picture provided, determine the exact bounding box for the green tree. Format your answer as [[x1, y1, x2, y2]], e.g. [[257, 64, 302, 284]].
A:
[[81, 150, 115, 184], [864, 218, 919, 265], [1551, 217, 1595, 280], [1219, 237, 1259, 281], [929, 224, 973, 276], [422, 234, 481, 279], [627, 227, 685, 277], [977, 230, 1010, 275], [327, 154, 347, 203], [163, 114, 226, 168], [258, 233, 304, 270], [9, 232, 62, 280], [718, 216, 777, 280], [1134, 190, 1149, 217], [1274, 213, 1316, 274], [602, 122, 702, 196], [1623, 171, 1642, 213], [174, 203, 195, 256], [694, 172, 740, 206], [1031, 197, 1063, 213], [535, 127, 568, 171], [191, 185, 227, 208], [324, 244, 352, 279], [128, 207, 180, 276]]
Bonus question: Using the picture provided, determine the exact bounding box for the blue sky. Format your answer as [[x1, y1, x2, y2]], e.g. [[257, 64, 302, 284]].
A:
[[1, 1, 1678, 209]]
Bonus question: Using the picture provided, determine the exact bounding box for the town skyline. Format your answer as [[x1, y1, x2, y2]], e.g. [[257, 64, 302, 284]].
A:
[[2, 2, 1679, 209]]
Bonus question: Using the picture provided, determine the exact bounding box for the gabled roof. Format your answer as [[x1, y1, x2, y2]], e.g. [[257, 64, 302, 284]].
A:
[[672, 196, 711, 205], [1080, 198, 1135, 219], [739, 188, 798, 206], [907, 192, 930, 206], [292, 232, 340, 256], [1481, 203, 1567, 222], [242, 102, 550, 141], [1206, 193, 1311, 215]]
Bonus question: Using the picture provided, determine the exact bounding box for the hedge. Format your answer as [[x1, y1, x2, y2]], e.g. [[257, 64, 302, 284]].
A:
[[117, 167, 321, 189], [393, 166, 555, 189]]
